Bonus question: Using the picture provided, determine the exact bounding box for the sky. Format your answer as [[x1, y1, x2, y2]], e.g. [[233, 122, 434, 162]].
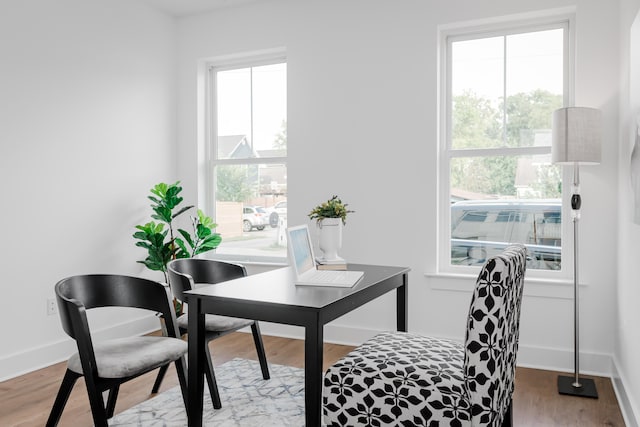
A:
[[451, 28, 564, 102], [216, 62, 287, 152]]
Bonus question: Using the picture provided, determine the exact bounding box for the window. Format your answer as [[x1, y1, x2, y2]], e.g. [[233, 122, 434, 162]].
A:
[[206, 57, 287, 261], [439, 18, 571, 274]]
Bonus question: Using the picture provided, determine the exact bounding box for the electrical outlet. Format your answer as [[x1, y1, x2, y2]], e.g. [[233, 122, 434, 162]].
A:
[[47, 298, 57, 316]]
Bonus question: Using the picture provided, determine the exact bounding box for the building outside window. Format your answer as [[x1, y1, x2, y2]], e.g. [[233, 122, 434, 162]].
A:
[[206, 57, 287, 261], [439, 18, 572, 275]]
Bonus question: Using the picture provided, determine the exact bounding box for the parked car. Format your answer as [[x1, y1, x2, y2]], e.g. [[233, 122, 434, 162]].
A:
[[273, 200, 287, 215], [267, 200, 287, 228], [243, 206, 268, 232], [450, 199, 562, 270]]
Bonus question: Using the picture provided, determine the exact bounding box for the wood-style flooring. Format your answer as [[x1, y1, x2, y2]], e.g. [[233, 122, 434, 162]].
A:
[[0, 332, 626, 426]]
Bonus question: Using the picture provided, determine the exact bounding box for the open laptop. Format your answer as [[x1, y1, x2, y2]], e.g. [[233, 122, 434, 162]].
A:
[[286, 224, 364, 287]]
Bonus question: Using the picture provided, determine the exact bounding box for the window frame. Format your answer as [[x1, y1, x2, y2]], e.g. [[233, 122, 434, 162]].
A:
[[203, 51, 287, 263], [437, 15, 575, 280]]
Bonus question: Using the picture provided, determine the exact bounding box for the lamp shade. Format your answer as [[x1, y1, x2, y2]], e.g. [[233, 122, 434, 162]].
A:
[[551, 107, 602, 165]]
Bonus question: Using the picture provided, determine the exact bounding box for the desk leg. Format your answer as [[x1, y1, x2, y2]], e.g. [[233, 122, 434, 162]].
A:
[[188, 301, 205, 427], [304, 322, 323, 427], [397, 273, 408, 332]]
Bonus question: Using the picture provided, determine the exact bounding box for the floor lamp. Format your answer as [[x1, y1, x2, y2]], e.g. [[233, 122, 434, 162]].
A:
[[552, 106, 602, 399]]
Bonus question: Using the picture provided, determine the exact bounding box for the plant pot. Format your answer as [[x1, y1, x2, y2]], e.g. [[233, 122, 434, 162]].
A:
[[317, 218, 343, 262]]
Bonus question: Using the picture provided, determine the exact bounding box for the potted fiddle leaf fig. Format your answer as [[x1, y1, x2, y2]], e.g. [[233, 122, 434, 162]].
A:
[[133, 182, 221, 313]]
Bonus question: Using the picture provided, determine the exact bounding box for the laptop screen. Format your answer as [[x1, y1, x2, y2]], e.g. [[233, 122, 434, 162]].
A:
[[287, 225, 315, 275]]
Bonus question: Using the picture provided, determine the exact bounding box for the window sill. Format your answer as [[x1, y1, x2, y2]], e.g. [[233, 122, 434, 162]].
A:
[[200, 253, 288, 268], [425, 271, 580, 300]]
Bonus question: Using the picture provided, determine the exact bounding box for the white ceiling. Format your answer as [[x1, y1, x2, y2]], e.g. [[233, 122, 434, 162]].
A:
[[140, 0, 263, 17]]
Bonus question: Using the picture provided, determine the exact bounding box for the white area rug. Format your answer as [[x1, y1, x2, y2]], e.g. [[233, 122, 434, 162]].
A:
[[110, 358, 305, 426]]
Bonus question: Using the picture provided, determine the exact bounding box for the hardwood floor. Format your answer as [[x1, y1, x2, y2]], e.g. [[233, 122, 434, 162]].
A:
[[0, 332, 626, 426]]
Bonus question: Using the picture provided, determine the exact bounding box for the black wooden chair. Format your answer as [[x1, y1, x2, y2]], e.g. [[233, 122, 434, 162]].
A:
[[46, 275, 188, 427], [151, 258, 270, 408]]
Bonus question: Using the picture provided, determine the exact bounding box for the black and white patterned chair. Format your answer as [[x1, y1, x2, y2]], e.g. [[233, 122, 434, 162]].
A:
[[323, 244, 527, 426]]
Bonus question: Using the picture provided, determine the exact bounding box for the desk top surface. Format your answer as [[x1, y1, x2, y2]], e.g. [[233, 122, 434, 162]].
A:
[[184, 263, 409, 309]]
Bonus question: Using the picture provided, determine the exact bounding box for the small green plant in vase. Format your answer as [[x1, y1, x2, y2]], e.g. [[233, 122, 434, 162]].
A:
[[308, 195, 354, 262], [308, 195, 354, 225], [133, 181, 221, 314]]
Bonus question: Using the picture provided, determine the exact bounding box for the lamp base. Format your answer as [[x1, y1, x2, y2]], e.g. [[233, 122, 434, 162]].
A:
[[558, 375, 598, 398]]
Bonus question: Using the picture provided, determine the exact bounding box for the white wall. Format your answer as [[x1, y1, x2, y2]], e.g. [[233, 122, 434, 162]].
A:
[[617, 0, 640, 424], [0, 0, 177, 380], [176, 0, 621, 378]]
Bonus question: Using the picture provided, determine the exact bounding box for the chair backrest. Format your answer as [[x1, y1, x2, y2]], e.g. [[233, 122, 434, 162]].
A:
[[54, 274, 182, 379], [463, 244, 527, 426], [55, 274, 181, 339], [167, 258, 247, 301]]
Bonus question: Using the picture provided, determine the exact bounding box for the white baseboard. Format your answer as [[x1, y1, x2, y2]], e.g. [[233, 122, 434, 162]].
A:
[[515, 343, 613, 377], [611, 357, 640, 427], [261, 322, 615, 375], [0, 314, 160, 383]]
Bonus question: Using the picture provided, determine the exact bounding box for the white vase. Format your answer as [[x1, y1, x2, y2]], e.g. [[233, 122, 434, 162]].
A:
[[317, 218, 343, 262]]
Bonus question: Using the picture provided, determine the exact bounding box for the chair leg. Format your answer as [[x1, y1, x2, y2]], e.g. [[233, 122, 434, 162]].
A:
[[251, 322, 270, 380], [46, 369, 79, 427], [174, 355, 189, 412], [105, 385, 120, 418], [84, 375, 109, 427], [151, 363, 170, 393], [204, 344, 222, 409], [501, 400, 513, 427]]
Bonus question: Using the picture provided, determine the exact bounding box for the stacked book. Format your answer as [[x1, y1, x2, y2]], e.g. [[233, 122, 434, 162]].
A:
[[315, 257, 347, 270]]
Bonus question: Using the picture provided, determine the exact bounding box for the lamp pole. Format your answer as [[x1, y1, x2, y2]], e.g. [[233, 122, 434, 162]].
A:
[[556, 161, 597, 398], [552, 106, 601, 399]]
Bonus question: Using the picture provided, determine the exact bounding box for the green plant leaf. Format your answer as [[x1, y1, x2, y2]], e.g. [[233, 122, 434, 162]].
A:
[[150, 182, 169, 199], [172, 205, 193, 220], [152, 206, 173, 223], [200, 233, 221, 246], [196, 223, 212, 239], [174, 237, 189, 258], [178, 229, 194, 248], [132, 231, 147, 240], [196, 235, 221, 253], [165, 183, 181, 197], [137, 259, 162, 271], [197, 209, 217, 228], [134, 222, 165, 234], [163, 183, 184, 209], [135, 241, 152, 249], [202, 233, 221, 244], [147, 195, 162, 205]]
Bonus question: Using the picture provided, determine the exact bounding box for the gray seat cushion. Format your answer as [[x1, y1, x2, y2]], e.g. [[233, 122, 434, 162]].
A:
[[67, 336, 187, 378], [177, 313, 253, 332]]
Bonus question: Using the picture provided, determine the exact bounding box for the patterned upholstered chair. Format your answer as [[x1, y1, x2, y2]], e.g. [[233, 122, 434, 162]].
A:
[[323, 244, 527, 426]]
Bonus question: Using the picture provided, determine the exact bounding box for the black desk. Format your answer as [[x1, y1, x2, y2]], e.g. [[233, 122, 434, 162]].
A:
[[185, 263, 410, 427]]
